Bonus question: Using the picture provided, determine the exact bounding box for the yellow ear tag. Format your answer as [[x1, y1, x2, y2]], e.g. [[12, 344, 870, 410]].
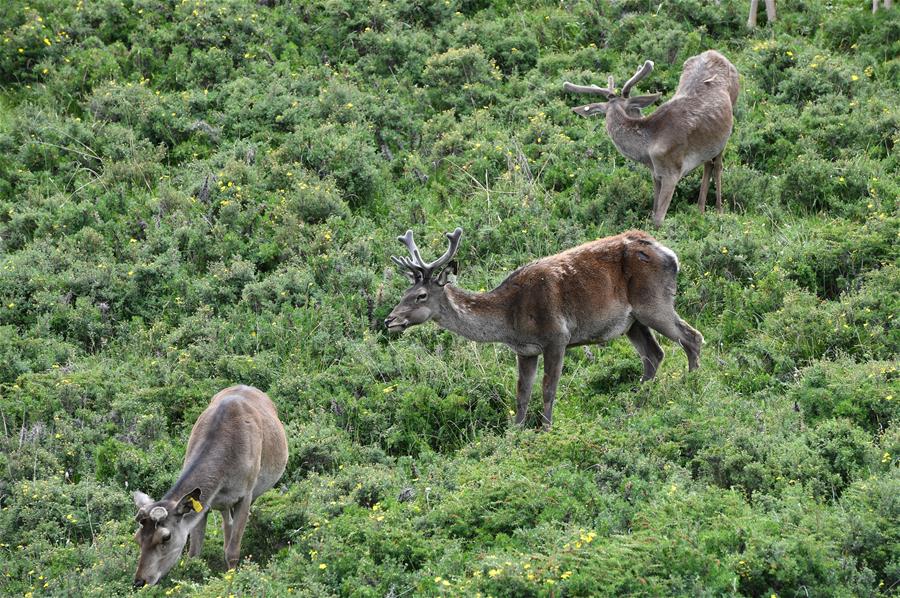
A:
[[189, 497, 203, 512]]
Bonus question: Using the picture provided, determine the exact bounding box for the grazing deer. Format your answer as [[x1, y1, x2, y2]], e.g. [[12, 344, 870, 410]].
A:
[[131, 385, 288, 587], [384, 228, 703, 429], [564, 50, 739, 226]]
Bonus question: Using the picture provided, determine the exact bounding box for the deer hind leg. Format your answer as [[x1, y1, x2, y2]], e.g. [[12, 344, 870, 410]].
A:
[[635, 304, 703, 372], [713, 152, 724, 213], [515, 354, 539, 426], [188, 510, 209, 558], [698, 161, 713, 214], [651, 173, 679, 227], [626, 322, 665, 381], [540, 345, 567, 430]]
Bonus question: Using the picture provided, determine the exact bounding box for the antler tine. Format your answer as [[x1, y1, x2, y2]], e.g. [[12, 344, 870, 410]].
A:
[[607, 75, 615, 93], [422, 227, 463, 274], [393, 228, 463, 280], [397, 230, 427, 268], [563, 81, 614, 97], [621, 60, 654, 98], [390, 255, 410, 269], [391, 255, 425, 279]]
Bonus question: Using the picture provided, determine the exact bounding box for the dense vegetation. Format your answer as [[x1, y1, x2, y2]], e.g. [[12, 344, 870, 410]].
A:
[[1, 0, 897, 595]]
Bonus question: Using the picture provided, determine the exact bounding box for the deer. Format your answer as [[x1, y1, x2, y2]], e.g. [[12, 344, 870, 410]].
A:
[[564, 50, 739, 226], [384, 227, 703, 430], [747, 0, 776, 27], [131, 385, 288, 587]]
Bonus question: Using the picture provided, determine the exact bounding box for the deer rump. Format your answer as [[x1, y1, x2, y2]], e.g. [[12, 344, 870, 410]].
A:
[[645, 52, 739, 176], [672, 51, 739, 105]]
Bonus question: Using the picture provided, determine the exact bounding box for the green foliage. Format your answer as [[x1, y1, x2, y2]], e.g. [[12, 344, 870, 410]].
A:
[[422, 45, 502, 112], [790, 359, 898, 433], [0, 0, 897, 596]]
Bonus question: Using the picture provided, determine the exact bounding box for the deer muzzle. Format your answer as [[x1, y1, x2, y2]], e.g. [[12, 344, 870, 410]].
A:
[[384, 316, 408, 332]]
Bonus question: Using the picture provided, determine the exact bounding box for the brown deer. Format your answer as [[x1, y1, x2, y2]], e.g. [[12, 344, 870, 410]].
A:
[[131, 385, 288, 587], [384, 228, 703, 429], [564, 50, 739, 226]]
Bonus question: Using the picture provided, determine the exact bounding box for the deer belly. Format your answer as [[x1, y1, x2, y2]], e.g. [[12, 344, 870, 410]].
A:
[[506, 342, 543, 356], [682, 139, 728, 176], [573, 313, 634, 344], [681, 152, 709, 176]]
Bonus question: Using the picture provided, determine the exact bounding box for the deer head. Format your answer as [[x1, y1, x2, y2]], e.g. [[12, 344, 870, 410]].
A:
[[132, 489, 203, 587], [564, 60, 661, 118], [384, 227, 462, 333]]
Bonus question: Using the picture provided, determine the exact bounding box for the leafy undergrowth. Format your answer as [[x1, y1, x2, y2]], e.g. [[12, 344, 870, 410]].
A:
[[0, 0, 897, 596]]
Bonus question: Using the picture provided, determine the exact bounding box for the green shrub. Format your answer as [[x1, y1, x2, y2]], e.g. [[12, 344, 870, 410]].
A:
[[422, 45, 502, 112], [791, 358, 898, 433], [0, 0, 897, 595]]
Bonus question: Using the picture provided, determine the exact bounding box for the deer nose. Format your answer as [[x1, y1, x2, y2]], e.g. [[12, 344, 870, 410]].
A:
[[133, 579, 146, 589], [384, 316, 407, 332]]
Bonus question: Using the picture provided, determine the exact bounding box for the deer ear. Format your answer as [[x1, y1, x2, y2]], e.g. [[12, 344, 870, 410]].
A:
[[436, 261, 458, 286], [571, 102, 608, 117], [175, 488, 203, 516], [626, 93, 661, 109]]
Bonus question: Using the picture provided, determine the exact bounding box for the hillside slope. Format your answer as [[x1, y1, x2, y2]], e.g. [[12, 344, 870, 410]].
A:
[[0, 0, 897, 596]]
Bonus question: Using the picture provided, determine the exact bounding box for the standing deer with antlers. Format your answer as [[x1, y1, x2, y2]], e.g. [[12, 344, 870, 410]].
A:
[[564, 50, 739, 226], [384, 227, 703, 429]]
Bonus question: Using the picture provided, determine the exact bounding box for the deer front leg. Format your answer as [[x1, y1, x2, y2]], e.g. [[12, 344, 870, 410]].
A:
[[515, 354, 539, 425], [651, 173, 679, 227], [540, 345, 567, 430], [188, 510, 209, 558], [713, 152, 724, 213], [652, 175, 661, 216], [698, 161, 713, 213], [224, 497, 251, 570]]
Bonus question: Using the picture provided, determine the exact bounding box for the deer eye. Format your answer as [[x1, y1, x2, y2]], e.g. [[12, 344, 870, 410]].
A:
[[416, 291, 428, 303]]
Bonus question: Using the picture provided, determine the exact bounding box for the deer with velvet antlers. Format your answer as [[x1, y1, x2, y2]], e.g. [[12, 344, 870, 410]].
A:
[[384, 227, 703, 429], [564, 50, 739, 226]]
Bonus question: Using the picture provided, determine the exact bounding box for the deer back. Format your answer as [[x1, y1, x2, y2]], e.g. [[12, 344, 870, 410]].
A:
[[182, 385, 288, 501], [486, 231, 678, 343]]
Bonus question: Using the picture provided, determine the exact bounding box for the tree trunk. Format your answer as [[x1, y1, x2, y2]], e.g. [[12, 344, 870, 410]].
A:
[[748, 0, 759, 27]]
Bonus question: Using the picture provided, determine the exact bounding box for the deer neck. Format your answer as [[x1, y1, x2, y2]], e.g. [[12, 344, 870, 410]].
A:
[[433, 285, 510, 344], [163, 446, 222, 507], [605, 104, 652, 167]]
